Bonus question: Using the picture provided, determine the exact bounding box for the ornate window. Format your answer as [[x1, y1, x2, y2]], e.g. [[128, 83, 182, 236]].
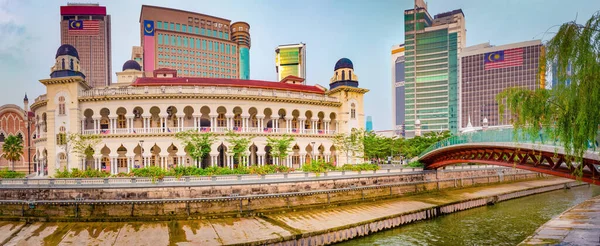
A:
[[117, 157, 127, 168], [342, 71, 345, 81], [101, 157, 110, 170], [318, 119, 323, 130], [234, 114, 242, 127], [292, 118, 298, 129], [217, 113, 226, 127], [305, 119, 311, 129], [351, 103, 356, 119], [117, 115, 126, 128], [58, 96, 66, 115], [250, 114, 258, 127], [0, 133, 4, 142], [56, 126, 66, 145]]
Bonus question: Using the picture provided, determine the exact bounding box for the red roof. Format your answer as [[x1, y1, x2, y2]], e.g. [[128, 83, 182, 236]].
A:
[[280, 75, 305, 83], [132, 77, 326, 94], [60, 6, 107, 16]]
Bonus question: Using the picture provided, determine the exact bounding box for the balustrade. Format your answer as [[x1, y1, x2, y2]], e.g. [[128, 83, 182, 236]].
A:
[[77, 86, 339, 103], [80, 125, 337, 136]]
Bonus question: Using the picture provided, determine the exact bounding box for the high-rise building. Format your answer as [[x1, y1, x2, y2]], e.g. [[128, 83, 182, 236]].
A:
[[459, 40, 544, 130], [139, 5, 251, 80], [366, 116, 373, 131], [403, 0, 466, 136], [391, 44, 405, 135], [60, 3, 112, 87], [275, 43, 306, 82]]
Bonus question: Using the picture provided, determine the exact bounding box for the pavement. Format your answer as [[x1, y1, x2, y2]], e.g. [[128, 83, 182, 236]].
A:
[[520, 194, 600, 246], [0, 178, 574, 246]]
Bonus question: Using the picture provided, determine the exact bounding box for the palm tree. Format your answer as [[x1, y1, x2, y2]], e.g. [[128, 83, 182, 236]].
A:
[[2, 135, 24, 171]]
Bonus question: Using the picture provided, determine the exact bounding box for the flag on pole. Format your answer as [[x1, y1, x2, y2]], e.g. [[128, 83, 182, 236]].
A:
[[68, 20, 100, 36]]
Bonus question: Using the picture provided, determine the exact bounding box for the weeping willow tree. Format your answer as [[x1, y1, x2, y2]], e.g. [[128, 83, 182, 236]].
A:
[[497, 13, 600, 163]]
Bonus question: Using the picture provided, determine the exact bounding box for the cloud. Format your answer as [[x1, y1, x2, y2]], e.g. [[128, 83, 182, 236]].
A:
[[0, 0, 33, 65]]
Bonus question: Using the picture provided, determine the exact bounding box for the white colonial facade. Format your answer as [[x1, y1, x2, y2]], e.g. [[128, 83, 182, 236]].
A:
[[31, 45, 368, 176]]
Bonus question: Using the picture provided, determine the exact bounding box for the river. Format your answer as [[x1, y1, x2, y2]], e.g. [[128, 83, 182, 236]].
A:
[[336, 184, 600, 246]]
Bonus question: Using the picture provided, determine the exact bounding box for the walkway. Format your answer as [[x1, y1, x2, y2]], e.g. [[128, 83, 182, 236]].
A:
[[520, 193, 600, 245], [0, 177, 574, 245]]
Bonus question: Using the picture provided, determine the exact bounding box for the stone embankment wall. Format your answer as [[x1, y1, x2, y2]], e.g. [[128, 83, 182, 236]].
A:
[[0, 168, 541, 221]]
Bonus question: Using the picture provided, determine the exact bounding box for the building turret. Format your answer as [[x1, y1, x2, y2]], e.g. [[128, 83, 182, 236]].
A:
[[329, 58, 359, 89], [51, 44, 85, 79], [116, 60, 144, 84]]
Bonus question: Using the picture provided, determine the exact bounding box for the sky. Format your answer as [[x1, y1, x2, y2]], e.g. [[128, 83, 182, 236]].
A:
[[0, 0, 599, 131]]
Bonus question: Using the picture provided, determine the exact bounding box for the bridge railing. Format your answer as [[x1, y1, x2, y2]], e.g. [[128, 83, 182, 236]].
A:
[[418, 129, 549, 158]]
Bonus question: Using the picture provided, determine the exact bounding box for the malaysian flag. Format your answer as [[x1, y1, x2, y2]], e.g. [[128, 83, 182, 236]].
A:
[[68, 20, 100, 36], [484, 48, 523, 70], [263, 127, 272, 133], [200, 127, 210, 132], [233, 126, 242, 132]]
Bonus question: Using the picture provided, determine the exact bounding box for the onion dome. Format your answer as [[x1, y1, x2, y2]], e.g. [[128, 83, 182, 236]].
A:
[[334, 58, 353, 70], [122, 60, 142, 71], [55, 44, 79, 59]]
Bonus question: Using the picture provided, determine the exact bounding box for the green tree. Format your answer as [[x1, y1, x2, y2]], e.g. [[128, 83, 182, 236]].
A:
[[1, 135, 23, 171], [175, 130, 216, 167], [66, 133, 102, 169], [225, 130, 253, 167], [333, 129, 363, 165], [266, 134, 295, 165], [497, 13, 600, 162]]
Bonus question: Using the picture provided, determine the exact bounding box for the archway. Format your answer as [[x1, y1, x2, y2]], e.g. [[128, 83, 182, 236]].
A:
[[249, 144, 258, 166], [265, 145, 273, 165], [217, 143, 227, 167], [117, 145, 127, 173]]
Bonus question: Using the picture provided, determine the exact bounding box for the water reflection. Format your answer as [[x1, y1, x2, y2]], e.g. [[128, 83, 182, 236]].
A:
[[336, 185, 600, 246]]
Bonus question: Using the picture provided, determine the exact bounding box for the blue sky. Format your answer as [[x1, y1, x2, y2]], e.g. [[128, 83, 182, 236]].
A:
[[0, 0, 598, 130]]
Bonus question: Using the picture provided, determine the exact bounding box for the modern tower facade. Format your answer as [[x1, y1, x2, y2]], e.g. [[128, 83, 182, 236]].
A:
[[403, 0, 466, 136], [459, 40, 544, 130], [391, 44, 405, 136], [366, 116, 373, 131], [139, 5, 251, 80], [60, 3, 112, 87], [275, 43, 306, 82]]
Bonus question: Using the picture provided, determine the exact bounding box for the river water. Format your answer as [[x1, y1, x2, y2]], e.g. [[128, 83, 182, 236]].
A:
[[337, 184, 600, 246]]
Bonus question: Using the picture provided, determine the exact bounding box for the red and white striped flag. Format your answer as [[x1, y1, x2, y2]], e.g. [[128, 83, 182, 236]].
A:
[[484, 48, 523, 70], [68, 20, 100, 36]]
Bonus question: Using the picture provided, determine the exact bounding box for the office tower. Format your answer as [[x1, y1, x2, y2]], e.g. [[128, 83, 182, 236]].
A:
[[459, 40, 544, 130], [366, 116, 373, 131], [403, 0, 466, 136], [551, 61, 571, 89], [140, 5, 251, 79], [60, 3, 112, 87], [391, 44, 405, 135], [275, 43, 306, 82]]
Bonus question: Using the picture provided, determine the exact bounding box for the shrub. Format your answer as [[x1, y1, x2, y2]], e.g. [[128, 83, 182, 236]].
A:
[[406, 161, 424, 168], [0, 168, 25, 178], [339, 163, 380, 171], [302, 160, 336, 174], [53, 168, 111, 178]]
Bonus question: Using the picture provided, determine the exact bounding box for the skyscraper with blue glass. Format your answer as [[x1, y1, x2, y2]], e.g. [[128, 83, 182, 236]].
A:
[[366, 116, 373, 132], [403, 0, 466, 136]]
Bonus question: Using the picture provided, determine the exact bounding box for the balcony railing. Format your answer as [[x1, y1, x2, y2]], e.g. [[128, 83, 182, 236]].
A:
[[78, 86, 340, 103], [83, 126, 337, 136]]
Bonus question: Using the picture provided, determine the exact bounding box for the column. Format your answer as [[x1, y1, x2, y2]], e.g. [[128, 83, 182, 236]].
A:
[[299, 155, 305, 168], [241, 116, 248, 132], [193, 116, 198, 130], [257, 116, 264, 131], [93, 117, 100, 134], [210, 115, 217, 132], [312, 120, 318, 134], [80, 120, 85, 134]]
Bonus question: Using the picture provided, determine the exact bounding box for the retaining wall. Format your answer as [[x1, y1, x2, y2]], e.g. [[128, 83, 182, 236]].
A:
[[0, 168, 542, 221]]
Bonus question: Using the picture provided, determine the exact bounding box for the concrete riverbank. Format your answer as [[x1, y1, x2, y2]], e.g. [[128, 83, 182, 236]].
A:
[[520, 193, 600, 245], [0, 177, 577, 245]]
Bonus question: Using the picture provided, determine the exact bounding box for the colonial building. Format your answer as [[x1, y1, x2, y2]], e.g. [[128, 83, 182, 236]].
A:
[[30, 45, 368, 176], [0, 101, 35, 173]]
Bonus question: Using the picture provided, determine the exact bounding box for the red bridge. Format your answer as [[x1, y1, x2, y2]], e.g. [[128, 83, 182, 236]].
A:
[[418, 130, 600, 185]]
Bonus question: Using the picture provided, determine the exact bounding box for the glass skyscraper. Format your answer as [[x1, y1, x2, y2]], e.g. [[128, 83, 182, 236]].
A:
[[403, 0, 465, 136]]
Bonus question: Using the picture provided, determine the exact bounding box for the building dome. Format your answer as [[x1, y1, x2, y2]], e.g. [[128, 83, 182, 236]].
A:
[[122, 60, 142, 71], [334, 58, 353, 71], [55, 44, 79, 59]]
